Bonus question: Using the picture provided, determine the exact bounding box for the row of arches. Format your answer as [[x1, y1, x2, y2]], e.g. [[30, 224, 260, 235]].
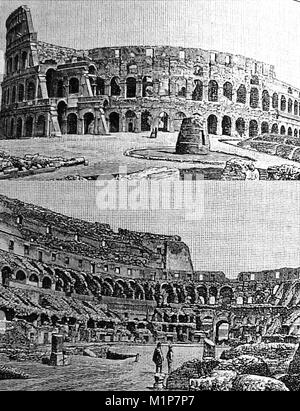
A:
[[2, 80, 38, 106], [3, 115, 46, 139], [6, 50, 31, 75], [206, 114, 300, 138], [1, 266, 52, 289]]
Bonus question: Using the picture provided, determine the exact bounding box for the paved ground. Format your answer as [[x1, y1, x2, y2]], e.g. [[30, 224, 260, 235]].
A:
[[0, 132, 298, 180]]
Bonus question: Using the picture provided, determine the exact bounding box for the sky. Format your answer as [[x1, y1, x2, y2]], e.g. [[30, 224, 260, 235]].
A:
[[0, 0, 300, 87], [0, 182, 299, 278]]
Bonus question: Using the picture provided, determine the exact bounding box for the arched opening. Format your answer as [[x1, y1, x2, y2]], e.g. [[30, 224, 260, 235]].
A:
[[14, 54, 19, 72], [12, 86, 16, 103], [16, 270, 26, 283], [215, 321, 230, 344], [174, 112, 186, 132], [57, 80, 64, 98], [219, 287, 234, 305], [177, 80, 187, 97], [69, 77, 79, 94], [192, 80, 203, 101], [249, 120, 258, 137], [111, 77, 121, 96], [208, 80, 218, 102], [36, 115, 46, 137], [281, 96, 286, 111], [18, 84, 24, 102], [57, 101, 68, 135], [261, 121, 269, 134], [222, 116, 231, 136], [21, 51, 28, 69], [10, 118, 15, 138], [288, 127, 293, 136], [272, 93, 279, 109], [207, 114, 218, 135], [1, 267, 12, 286], [46, 69, 56, 98], [295, 101, 299, 116], [125, 110, 136, 132], [223, 82, 233, 100], [29, 274, 39, 284], [271, 123, 279, 134], [237, 84, 246, 104], [295, 129, 298, 138], [25, 117, 33, 137], [83, 112, 95, 134], [262, 90, 270, 111], [288, 99, 293, 113], [236, 117, 245, 137], [141, 110, 151, 132], [250, 87, 259, 108], [142, 76, 153, 97], [67, 113, 77, 134], [197, 286, 207, 304], [16, 118, 23, 138], [42, 277, 52, 289], [96, 78, 105, 95], [158, 112, 169, 132], [88, 65, 96, 75], [280, 125, 286, 135], [109, 112, 120, 132], [26, 81, 35, 100], [126, 77, 136, 98]]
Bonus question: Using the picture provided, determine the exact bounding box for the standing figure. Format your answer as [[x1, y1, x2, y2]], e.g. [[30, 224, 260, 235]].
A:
[[166, 344, 174, 374], [152, 342, 164, 373]]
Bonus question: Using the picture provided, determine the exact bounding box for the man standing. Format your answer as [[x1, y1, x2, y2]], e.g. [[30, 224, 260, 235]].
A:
[[166, 344, 174, 374], [153, 342, 164, 373]]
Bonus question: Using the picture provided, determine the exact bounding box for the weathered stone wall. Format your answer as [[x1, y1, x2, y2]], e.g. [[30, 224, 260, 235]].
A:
[[2, 6, 300, 139]]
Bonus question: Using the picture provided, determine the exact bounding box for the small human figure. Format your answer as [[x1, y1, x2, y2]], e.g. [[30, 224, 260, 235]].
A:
[[152, 342, 164, 373], [135, 353, 140, 362], [166, 344, 174, 374]]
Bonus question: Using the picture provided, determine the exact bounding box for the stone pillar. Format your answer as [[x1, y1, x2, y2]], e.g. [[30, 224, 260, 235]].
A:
[[49, 334, 65, 366], [217, 117, 222, 136], [136, 80, 143, 98], [203, 81, 209, 101], [135, 112, 141, 133]]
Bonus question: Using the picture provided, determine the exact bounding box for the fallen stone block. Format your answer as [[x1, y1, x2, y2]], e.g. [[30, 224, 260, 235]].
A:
[[232, 374, 289, 391]]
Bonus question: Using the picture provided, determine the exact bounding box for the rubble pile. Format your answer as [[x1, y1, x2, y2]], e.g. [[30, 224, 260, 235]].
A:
[[267, 164, 300, 180], [220, 343, 297, 374], [0, 151, 87, 179], [166, 358, 219, 390], [0, 365, 29, 380], [238, 134, 300, 164]]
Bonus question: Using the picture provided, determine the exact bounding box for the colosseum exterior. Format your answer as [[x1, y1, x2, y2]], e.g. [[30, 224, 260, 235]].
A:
[[1, 5, 300, 140]]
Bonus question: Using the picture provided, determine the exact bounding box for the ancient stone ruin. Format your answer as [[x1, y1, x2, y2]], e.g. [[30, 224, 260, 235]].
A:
[[175, 117, 210, 155]]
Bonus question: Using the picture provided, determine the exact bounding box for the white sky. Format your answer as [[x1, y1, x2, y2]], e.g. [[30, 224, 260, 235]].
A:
[[0, 0, 300, 87]]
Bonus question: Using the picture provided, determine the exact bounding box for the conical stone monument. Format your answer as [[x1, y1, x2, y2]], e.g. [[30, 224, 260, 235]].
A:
[[175, 116, 210, 155]]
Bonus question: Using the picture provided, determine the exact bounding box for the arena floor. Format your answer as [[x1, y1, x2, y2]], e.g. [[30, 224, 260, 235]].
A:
[[0, 132, 297, 180]]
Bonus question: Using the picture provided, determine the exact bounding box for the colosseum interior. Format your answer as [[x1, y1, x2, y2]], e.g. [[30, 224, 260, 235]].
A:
[[0, 193, 300, 346]]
